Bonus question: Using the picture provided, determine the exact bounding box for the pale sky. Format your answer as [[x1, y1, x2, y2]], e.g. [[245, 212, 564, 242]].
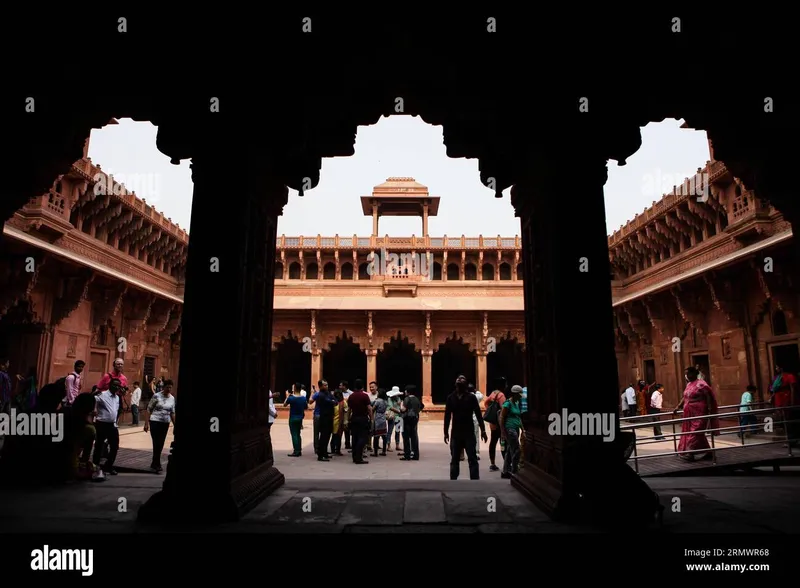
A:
[[87, 117, 711, 238]]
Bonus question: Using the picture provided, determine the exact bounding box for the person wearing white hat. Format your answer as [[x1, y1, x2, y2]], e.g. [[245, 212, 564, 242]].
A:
[[385, 386, 403, 451]]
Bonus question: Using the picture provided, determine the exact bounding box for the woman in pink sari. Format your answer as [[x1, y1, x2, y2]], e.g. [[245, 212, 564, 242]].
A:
[[673, 366, 719, 461]]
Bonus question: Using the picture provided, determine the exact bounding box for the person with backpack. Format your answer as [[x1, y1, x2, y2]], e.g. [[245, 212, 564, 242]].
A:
[[62, 360, 85, 417], [483, 377, 507, 472]]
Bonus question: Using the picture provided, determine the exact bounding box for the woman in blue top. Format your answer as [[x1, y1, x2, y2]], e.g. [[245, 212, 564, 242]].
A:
[[499, 385, 523, 479], [284, 382, 308, 456]]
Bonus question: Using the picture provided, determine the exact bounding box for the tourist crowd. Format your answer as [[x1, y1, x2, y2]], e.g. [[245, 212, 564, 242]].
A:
[[0, 356, 176, 482], [275, 375, 529, 480]]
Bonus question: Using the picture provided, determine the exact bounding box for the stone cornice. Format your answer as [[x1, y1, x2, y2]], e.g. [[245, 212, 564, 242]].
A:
[[3, 224, 183, 302], [612, 228, 793, 306]]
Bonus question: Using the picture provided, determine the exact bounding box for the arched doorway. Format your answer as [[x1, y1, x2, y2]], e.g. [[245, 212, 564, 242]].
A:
[[487, 332, 526, 392], [0, 300, 46, 384], [323, 331, 367, 389], [431, 332, 476, 404], [272, 332, 311, 401], [377, 331, 422, 393]]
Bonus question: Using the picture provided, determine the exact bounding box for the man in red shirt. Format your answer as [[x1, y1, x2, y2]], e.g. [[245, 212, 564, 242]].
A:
[[96, 358, 129, 392], [346, 379, 373, 464]]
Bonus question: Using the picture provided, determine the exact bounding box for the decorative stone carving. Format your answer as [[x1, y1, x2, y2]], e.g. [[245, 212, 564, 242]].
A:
[[424, 311, 431, 350], [721, 336, 732, 359], [0, 253, 47, 319], [310, 310, 317, 349], [67, 335, 77, 358], [366, 311, 374, 348]]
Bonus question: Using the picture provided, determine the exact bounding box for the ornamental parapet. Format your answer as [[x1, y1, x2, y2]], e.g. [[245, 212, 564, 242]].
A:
[[276, 234, 521, 250]]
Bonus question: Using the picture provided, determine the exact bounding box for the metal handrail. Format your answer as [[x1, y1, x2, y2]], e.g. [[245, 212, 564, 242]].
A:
[[621, 403, 799, 473], [620, 401, 770, 423]]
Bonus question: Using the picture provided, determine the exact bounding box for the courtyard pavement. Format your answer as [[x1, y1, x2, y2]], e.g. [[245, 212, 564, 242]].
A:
[[0, 420, 798, 533]]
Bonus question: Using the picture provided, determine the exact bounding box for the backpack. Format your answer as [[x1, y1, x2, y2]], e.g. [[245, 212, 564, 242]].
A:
[[55, 374, 72, 403], [483, 392, 503, 425]]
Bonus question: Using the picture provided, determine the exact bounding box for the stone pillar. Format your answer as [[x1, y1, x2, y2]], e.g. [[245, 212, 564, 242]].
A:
[[476, 351, 487, 395], [372, 202, 379, 236], [310, 349, 322, 388], [422, 202, 429, 236], [510, 152, 656, 527], [422, 349, 433, 405], [366, 349, 377, 385], [138, 150, 286, 523]]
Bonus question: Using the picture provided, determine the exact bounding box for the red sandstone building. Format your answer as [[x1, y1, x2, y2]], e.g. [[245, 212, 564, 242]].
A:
[[1, 137, 797, 411], [0, 131, 185, 394]]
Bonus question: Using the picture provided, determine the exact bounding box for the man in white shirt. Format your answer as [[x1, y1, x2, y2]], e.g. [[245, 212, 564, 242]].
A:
[[93, 378, 122, 475], [624, 384, 637, 417], [268, 391, 277, 425], [621, 390, 630, 417], [649, 384, 664, 439], [130, 381, 142, 426]]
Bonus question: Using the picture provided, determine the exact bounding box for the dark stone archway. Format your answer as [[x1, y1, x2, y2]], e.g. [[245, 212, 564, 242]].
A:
[[4, 12, 799, 528], [487, 333, 526, 391], [432, 333, 476, 403], [322, 331, 366, 390], [273, 332, 311, 402], [377, 332, 422, 393]]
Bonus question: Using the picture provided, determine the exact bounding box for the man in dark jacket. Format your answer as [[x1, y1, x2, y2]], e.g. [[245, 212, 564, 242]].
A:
[[444, 374, 488, 480]]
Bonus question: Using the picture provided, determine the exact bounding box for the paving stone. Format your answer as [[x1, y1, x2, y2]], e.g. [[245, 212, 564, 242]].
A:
[[493, 489, 552, 522], [265, 491, 349, 524], [245, 489, 299, 520], [344, 524, 478, 533], [478, 523, 545, 533], [235, 522, 346, 533], [337, 492, 405, 526], [404, 491, 446, 523], [442, 491, 512, 524]]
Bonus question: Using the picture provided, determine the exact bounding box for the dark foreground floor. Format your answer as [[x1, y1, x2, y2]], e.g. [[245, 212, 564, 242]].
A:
[[0, 470, 798, 533]]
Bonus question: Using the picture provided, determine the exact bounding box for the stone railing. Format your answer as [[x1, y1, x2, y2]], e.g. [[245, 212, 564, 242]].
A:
[[75, 158, 189, 244], [277, 235, 521, 250], [607, 161, 718, 248]]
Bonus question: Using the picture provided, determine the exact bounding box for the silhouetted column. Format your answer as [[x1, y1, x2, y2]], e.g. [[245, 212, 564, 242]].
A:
[[311, 349, 321, 388], [139, 151, 287, 523], [476, 351, 487, 395], [366, 349, 377, 385], [510, 153, 656, 526], [421, 350, 433, 405]]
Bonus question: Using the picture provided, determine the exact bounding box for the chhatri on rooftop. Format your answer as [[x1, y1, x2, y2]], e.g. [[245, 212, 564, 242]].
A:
[[361, 177, 440, 237]]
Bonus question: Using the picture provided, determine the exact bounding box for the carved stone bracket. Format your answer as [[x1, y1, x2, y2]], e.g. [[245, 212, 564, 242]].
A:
[[310, 310, 317, 350], [366, 311, 374, 349], [482, 311, 489, 351], [641, 297, 668, 340], [129, 293, 156, 333], [90, 283, 128, 341], [51, 269, 95, 327], [0, 252, 47, 319]]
